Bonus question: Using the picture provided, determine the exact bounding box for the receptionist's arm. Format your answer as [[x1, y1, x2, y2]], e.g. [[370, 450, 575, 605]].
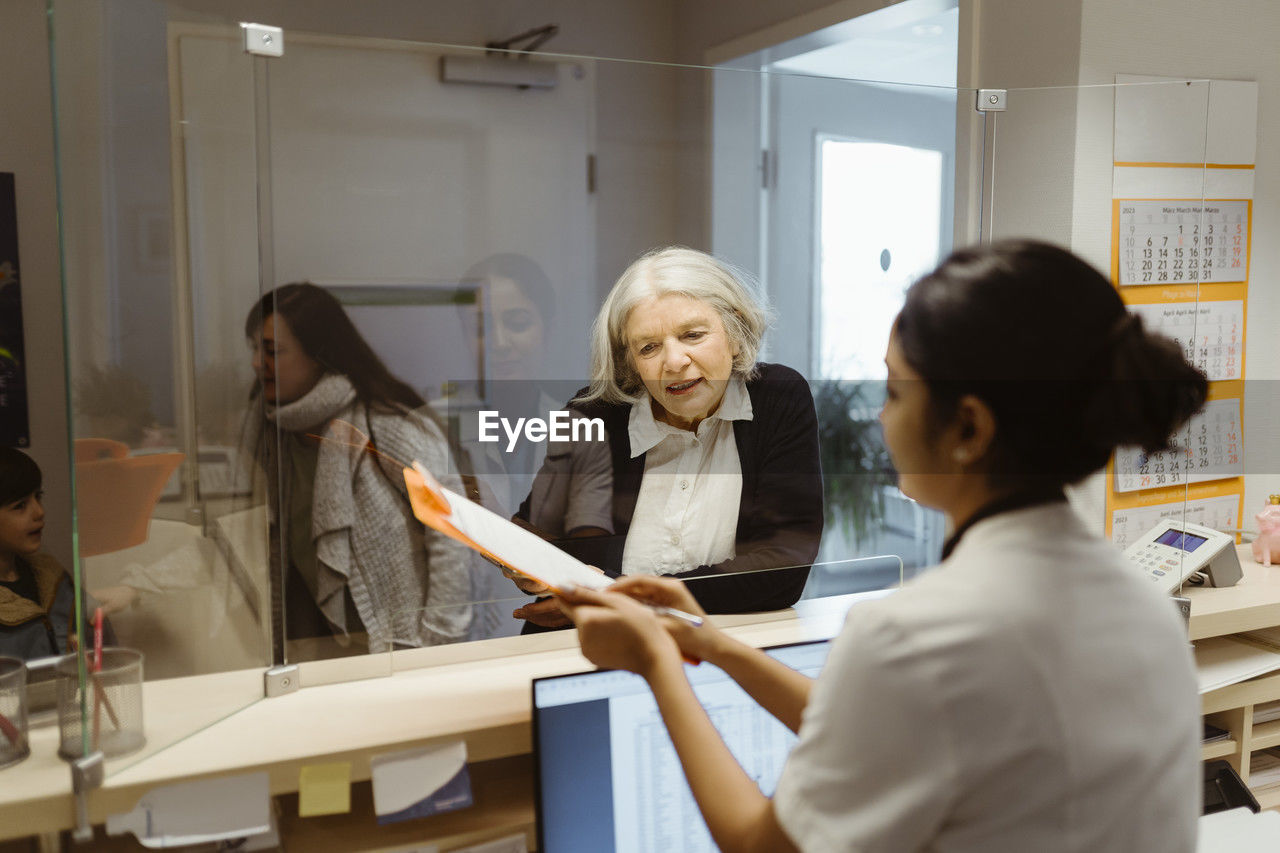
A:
[[559, 586, 800, 853], [608, 574, 813, 732]]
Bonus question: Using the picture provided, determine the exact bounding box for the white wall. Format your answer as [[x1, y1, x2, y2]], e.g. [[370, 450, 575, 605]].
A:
[[165, 0, 683, 299], [0, 2, 72, 567]]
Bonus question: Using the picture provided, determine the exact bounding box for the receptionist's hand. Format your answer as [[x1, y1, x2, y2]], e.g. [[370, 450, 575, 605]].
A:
[[513, 595, 572, 628], [556, 586, 680, 678], [608, 575, 718, 663]]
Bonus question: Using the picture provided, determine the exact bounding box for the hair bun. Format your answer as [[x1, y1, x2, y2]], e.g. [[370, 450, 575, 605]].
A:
[[1082, 311, 1208, 454], [1106, 311, 1142, 348]]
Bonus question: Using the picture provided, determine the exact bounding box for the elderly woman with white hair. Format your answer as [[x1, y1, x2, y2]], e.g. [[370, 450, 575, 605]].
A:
[[511, 246, 823, 628]]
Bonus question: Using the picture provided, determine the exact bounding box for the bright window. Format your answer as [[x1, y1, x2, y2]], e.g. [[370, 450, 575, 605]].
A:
[[818, 139, 943, 379]]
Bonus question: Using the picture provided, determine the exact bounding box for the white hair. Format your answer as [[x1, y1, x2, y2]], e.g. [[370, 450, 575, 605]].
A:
[[578, 246, 771, 405]]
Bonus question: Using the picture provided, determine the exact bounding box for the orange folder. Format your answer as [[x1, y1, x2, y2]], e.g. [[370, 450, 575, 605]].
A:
[[403, 463, 611, 595]]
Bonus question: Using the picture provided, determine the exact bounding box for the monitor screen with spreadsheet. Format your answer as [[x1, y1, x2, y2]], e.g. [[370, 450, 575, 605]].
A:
[[532, 639, 831, 853]]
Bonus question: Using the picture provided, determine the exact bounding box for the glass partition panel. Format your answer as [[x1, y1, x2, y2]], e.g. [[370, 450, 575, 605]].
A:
[[987, 79, 1240, 599], [238, 37, 967, 666], [46, 1, 271, 771], [44, 2, 978, 783], [388, 557, 904, 674]]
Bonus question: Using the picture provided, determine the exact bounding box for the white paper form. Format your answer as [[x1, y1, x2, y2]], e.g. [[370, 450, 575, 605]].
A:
[[1114, 398, 1242, 492], [413, 462, 612, 592], [1128, 300, 1243, 380], [1110, 495, 1240, 550]]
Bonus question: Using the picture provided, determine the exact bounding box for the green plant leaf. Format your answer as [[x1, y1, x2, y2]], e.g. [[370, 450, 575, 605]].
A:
[[814, 380, 897, 543]]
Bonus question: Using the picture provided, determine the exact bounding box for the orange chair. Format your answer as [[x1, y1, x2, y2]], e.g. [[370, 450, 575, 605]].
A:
[[74, 437, 130, 463], [75, 452, 184, 557]]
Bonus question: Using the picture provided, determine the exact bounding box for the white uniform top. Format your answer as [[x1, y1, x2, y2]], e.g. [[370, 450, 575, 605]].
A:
[[620, 378, 751, 577], [773, 502, 1199, 853]]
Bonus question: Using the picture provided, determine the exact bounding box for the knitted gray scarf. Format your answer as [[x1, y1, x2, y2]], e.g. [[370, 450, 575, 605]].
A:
[[238, 374, 472, 651]]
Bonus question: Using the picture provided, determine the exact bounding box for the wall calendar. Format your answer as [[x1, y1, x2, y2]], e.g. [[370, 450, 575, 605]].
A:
[[1118, 200, 1249, 286], [1114, 397, 1242, 493], [1128, 300, 1243, 381]]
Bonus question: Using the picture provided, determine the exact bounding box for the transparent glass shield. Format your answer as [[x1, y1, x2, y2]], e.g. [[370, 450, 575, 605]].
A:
[[388, 556, 905, 676], [41, 0, 977, 780], [45, 1, 271, 772], [245, 38, 971, 673], [987, 78, 1249, 600]]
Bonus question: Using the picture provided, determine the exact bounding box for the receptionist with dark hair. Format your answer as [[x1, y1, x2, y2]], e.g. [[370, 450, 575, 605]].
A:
[[558, 240, 1208, 852], [511, 246, 822, 628]]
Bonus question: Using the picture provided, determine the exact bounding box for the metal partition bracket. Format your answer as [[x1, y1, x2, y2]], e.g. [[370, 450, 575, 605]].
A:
[[265, 664, 300, 698], [241, 23, 284, 57], [975, 89, 1008, 112], [70, 752, 104, 843], [1172, 595, 1192, 629]]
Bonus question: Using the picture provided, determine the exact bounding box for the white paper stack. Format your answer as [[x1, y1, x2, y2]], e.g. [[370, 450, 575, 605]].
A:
[[1194, 636, 1280, 695], [1253, 699, 1280, 725], [1248, 748, 1280, 790]]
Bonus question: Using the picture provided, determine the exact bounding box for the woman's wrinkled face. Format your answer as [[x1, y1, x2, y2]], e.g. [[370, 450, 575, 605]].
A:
[[880, 327, 953, 509], [624, 294, 738, 431], [249, 313, 324, 405], [0, 490, 44, 559]]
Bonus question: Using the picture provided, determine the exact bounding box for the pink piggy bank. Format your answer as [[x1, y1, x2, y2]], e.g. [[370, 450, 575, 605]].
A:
[[1253, 501, 1280, 566]]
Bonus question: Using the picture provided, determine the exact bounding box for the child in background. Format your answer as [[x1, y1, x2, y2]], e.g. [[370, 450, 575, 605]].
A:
[[0, 447, 82, 658]]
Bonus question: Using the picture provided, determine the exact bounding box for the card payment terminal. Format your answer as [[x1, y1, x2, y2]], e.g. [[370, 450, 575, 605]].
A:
[[1122, 518, 1243, 595]]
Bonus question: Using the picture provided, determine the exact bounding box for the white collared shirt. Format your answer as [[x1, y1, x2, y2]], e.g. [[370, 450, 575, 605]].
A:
[[773, 502, 1199, 852], [620, 377, 751, 577]]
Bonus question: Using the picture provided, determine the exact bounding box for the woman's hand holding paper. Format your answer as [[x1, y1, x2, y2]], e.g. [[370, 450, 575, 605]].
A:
[[501, 565, 549, 596], [512, 596, 572, 628]]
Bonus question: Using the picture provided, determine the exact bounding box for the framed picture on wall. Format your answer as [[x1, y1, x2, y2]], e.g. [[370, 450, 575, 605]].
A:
[[0, 172, 30, 448]]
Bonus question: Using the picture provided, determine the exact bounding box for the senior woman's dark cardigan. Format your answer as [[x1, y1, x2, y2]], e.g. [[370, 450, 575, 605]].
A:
[[518, 362, 823, 614]]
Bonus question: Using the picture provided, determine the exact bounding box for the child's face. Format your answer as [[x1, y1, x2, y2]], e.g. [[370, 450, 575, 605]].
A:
[[0, 491, 44, 558]]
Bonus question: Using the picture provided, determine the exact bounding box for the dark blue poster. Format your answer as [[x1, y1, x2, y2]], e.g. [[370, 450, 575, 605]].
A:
[[0, 172, 30, 447]]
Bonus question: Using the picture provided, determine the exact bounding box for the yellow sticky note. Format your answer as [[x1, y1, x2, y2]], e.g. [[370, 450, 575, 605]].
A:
[[298, 761, 351, 817]]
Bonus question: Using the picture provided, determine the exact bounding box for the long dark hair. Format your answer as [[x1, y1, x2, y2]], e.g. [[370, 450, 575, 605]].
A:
[[245, 283, 425, 413], [0, 447, 41, 506], [895, 239, 1208, 486]]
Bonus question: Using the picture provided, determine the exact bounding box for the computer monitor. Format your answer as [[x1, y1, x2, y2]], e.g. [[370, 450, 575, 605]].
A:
[[532, 639, 831, 852]]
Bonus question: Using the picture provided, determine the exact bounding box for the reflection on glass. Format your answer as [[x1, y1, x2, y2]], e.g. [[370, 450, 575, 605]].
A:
[[0, 448, 99, 660], [241, 284, 477, 660], [47, 3, 977, 686]]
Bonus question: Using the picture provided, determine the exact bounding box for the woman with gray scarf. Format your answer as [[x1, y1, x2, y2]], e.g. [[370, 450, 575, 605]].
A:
[[243, 283, 474, 659]]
